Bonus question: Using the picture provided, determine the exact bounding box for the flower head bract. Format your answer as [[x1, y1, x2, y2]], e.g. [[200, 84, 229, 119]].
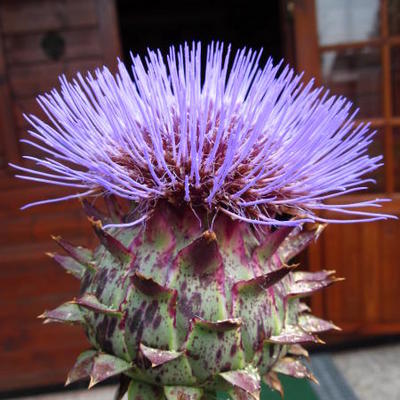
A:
[[12, 42, 393, 227]]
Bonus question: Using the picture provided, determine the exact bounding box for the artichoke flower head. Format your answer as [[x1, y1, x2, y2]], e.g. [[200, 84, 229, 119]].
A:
[[13, 42, 394, 399]]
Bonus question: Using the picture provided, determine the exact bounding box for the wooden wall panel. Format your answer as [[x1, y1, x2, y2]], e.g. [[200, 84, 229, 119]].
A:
[[292, 0, 400, 341], [379, 219, 400, 322], [322, 223, 368, 324], [0, 0, 121, 392], [315, 216, 400, 335], [0, 233, 93, 391], [4, 28, 102, 65], [9, 59, 103, 98], [0, 0, 98, 34]]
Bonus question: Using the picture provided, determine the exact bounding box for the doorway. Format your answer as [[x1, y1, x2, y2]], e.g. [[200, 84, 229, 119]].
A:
[[116, 0, 284, 65], [292, 0, 400, 339]]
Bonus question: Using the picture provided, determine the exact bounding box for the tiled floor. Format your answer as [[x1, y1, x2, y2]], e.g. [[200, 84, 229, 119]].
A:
[[13, 387, 121, 400], [7, 342, 400, 399], [332, 342, 400, 400]]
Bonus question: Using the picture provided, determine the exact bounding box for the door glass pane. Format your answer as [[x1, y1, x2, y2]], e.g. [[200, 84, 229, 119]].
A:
[[321, 47, 382, 118], [388, 0, 400, 36], [391, 47, 400, 116], [316, 0, 380, 46]]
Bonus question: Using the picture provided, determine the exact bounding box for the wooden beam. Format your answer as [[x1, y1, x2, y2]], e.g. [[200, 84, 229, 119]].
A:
[[292, 0, 320, 82], [0, 23, 19, 166], [96, 0, 122, 71]]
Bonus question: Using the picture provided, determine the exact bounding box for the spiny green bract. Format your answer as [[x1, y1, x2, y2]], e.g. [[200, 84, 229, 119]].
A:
[[41, 201, 340, 399]]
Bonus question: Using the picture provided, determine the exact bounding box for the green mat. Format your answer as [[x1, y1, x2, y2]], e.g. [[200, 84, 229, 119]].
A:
[[262, 376, 318, 399], [216, 353, 359, 399], [217, 375, 318, 399]]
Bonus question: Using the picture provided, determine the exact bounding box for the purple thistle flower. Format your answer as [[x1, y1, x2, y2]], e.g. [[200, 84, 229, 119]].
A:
[[11, 42, 395, 227]]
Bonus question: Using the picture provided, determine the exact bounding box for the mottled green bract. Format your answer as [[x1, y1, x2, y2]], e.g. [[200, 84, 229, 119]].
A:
[[41, 201, 340, 399]]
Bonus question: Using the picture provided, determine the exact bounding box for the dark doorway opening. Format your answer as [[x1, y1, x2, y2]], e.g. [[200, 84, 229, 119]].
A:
[[116, 1, 283, 64]]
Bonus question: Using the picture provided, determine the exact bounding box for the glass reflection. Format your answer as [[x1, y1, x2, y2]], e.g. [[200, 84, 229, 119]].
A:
[[316, 0, 380, 46], [321, 48, 382, 118]]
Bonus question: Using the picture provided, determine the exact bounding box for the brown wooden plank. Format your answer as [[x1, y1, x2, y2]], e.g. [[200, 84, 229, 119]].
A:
[[319, 38, 382, 52], [307, 240, 324, 317], [18, 126, 48, 161], [0, 185, 79, 214], [382, 0, 395, 193], [95, 0, 122, 72], [0, 0, 97, 34], [309, 322, 400, 346], [0, 127, 4, 169], [279, 0, 296, 66], [0, 22, 19, 165], [323, 193, 400, 214], [323, 223, 363, 324], [380, 219, 400, 322], [319, 35, 400, 52], [358, 116, 400, 127], [0, 324, 86, 391], [361, 221, 381, 323], [13, 97, 40, 130], [292, 0, 320, 82], [329, 322, 400, 336], [0, 0, 122, 392], [9, 58, 104, 99], [0, 210, 91, 247], [4, 28, 102, 66], [0, 242, 89, 391], [0, 262, 80, 311]]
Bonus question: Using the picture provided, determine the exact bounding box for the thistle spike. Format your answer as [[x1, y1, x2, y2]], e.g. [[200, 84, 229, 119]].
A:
[[65, 350, 97, 386], [73, 293, 123, 317], [277, 223, 326, 263], [252, 226, 293, 264], [268, 325, 323, 344], [298, 302, 311, 313], [51, 235, 93, 266], [104, 194, 124, 223], [88, 217, 131, 263], [88, 353, 131, 389], [232, 264, 297, 295], [46, 252, 87, 279], [80, 198, 110, 225], [263, 371, 284, 398], [220, 367, 260, 397], [140, 343, 183, 367], [38, 302, 84, 325], [299, 314, 342, 333], [272, 357, 319, 385], [287, 344, 310, 359], [288, 270, 343, 297]]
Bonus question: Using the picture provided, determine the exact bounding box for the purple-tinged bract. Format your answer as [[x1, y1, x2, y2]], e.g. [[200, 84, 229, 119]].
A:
[[12, 42, 392, 226]]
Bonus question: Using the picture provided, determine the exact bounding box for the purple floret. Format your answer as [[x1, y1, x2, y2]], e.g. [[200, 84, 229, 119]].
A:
[[11, 42, 394, 226]]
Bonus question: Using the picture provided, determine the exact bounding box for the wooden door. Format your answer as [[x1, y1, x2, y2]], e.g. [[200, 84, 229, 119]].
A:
[[0, 0, 121, 392], [291, 0, 400, 339]]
